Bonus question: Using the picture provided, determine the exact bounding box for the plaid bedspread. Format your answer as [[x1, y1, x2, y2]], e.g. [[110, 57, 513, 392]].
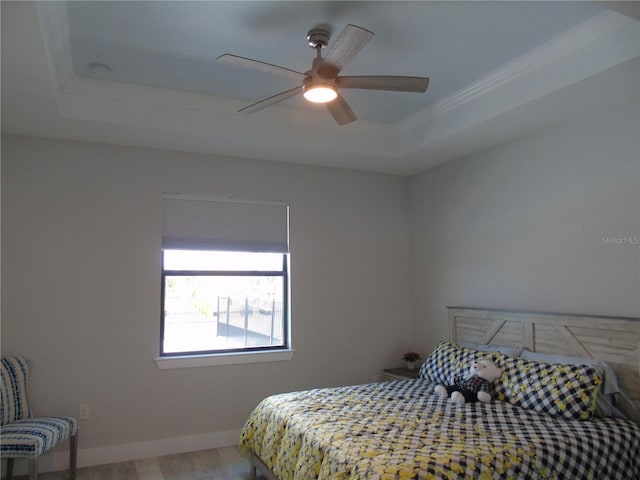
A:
[[239, 379, 640, 480]]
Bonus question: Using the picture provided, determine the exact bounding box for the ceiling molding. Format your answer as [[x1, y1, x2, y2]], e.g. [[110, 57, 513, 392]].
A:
[[35, 2, 74, 95], [397, 10, 639, 156], [422, 10, 634, 119]]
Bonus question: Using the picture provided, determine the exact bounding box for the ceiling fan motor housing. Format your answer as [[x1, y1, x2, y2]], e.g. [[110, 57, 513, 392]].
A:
[[303, 76, 335, 88], [307, 28, 330, 48]]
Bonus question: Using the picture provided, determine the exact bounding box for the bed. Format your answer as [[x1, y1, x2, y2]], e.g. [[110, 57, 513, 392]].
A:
[[239, 307, 640, 479]]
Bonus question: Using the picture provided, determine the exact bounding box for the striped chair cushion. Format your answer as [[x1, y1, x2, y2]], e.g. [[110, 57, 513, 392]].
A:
[[0, 417, 78, 458], [1, 357, 33, 425]]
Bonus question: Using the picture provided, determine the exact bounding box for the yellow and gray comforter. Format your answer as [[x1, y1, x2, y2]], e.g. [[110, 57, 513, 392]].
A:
[[239, 379, 640, 480]]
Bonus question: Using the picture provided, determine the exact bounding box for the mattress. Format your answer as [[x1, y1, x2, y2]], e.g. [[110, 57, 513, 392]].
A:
[[239, 379, 640, 480]]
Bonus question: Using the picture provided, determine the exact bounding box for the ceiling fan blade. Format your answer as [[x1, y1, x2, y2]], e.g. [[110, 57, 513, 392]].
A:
[[217, 54, 307, 80], [239, 86, 304, 113], [326, 93, 357, 125], [323, 24, 374, 75], [337, 76, 429, 92]]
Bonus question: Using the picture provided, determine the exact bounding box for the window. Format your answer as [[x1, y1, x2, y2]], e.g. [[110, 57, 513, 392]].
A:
[[161, 250, 288, 355], [160, 195, 290, 358]]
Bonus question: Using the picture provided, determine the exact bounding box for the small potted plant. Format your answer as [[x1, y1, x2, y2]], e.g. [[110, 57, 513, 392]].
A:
[[402, 351, 422, 370]]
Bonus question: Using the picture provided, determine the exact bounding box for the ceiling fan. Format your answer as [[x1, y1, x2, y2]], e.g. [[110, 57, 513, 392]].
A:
[[217, 24, 430, 125]]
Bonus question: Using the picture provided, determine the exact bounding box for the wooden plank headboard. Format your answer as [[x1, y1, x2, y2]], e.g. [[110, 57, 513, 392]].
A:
[[448, 307, 640, 421]]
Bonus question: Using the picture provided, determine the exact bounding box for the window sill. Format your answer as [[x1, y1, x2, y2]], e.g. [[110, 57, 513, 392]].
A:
[[154, 349, 295, 370]]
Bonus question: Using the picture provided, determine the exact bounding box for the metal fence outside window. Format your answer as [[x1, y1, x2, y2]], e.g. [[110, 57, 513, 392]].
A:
[[164, 296, 284, 348]]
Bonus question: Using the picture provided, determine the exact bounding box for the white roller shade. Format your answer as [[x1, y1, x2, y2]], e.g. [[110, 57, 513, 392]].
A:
[[162, 195, 289, 252]]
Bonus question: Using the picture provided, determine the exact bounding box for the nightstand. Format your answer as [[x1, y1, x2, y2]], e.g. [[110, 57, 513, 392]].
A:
[[382, 367, 420, 381]]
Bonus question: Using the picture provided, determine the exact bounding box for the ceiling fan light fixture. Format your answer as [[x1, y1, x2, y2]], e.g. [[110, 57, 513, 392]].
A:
[[303, 84, 337, 103]]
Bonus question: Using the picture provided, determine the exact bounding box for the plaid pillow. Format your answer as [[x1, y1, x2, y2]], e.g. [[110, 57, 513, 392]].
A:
[[495, 356, 602, 420], [419, 341, 506, 385], [1, 357, 33, 425]]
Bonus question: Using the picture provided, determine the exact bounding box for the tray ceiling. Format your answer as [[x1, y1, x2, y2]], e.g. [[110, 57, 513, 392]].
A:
[[2, 1, 639, 175]]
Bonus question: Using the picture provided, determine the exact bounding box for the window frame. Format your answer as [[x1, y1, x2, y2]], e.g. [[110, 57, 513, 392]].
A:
[[159, 250, 290, 358]]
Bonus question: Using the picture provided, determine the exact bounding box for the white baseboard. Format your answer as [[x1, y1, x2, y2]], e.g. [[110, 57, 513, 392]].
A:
[[4, 429, 241, 476]]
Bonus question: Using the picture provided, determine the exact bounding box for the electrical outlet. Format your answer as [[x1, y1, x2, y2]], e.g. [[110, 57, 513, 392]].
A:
[[79, 404, 90, 420]]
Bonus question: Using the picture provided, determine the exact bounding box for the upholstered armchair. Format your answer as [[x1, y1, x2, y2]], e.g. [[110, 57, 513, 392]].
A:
[[1, 357, 78, 480]]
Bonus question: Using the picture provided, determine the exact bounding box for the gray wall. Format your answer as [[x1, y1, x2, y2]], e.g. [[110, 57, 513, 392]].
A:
[[410, 97, 640, 349], [1, 136, 413, 453]]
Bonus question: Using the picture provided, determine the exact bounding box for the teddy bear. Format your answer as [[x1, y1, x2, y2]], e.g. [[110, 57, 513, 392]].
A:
[[435, 358, 502, 404]]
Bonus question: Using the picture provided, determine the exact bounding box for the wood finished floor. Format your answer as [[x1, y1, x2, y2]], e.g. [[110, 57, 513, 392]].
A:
[[14, 446, 265, 480]]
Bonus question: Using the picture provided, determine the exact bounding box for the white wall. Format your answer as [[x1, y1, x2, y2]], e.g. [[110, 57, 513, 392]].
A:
[[410, 96, 640, 349], [0, 136, 413, 466]]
